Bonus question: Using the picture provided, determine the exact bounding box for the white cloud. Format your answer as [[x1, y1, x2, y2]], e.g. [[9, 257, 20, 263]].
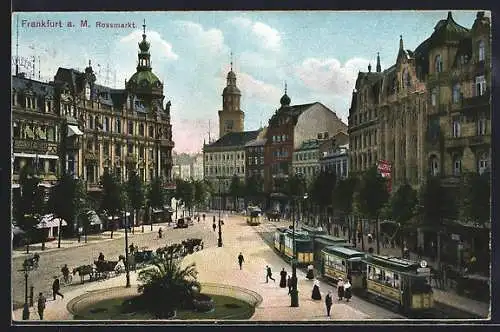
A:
[[175, 20, 228, 56], [295, 57, 375, 96], [120, 30, 178, 60], [238, 72, 282, 105], [230, 17, 282, 52]]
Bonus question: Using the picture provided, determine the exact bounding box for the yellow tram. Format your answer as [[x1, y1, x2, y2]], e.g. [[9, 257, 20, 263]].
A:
[[321, 246, 366, 288], [284, 230, 314, 265], [362, 255, 434, 313]]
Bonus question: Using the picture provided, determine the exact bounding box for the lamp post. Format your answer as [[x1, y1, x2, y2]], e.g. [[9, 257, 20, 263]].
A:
[[123, 206, 131, 288], [218, 177, 223, 247], [21, 258, 33, 320], [289, 200, 299, 307]]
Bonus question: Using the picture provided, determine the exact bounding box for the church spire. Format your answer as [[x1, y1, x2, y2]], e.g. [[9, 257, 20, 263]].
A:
[[376, 52, 381, 73], [230, 51, 233, 71], [399, 35, 404, 50]]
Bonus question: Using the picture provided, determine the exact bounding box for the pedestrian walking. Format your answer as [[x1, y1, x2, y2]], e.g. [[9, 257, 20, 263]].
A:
[[337, 278, 345, 301], [213, 215, 216, 223], [344, 279, 352, 302], [212, 221, 217, 232], [265, 265, 275, 283], [37, 292, 46, 320], [306, 264, 314, 280], [367, 233, 373, 244], [238, 252, 245, 270], [287, 276, 292, 294], [52, 277, 64, 300], [158, 227, 163, 239], [202, 213, 206, 221], [279, 268, 287, 288], [311, 279, 322, 300], [325, 290, 333, 317]]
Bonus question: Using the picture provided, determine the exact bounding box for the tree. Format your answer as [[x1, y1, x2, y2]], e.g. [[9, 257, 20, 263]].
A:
[[356, 166, 389, 254], [127, 171, 145, 234], [245, 174, 264, 207], [148, 176, 166, 229], [459, 172, 490, 226], [419, 176, 457, 267], [390, 183, 418, 256], [332, 176, 359, 244], [136, 244, 200, 318], [310, 170, 337, 231], [193, 180, 208, 211], [229, 175, 243, 211], [16, 165, 45, 252], [285, 173, 307, 224], [99, 168, 123, 238]]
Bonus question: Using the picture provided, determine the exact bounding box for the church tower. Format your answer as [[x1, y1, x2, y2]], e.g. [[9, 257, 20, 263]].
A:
[[218, 53, 244, 138]]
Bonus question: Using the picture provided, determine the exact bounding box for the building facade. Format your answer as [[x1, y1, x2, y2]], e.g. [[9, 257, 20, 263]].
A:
[[11, 23, 175, 195], [264, 91, 347, 203], [348, 11, 490, 192], [320, 144, 349, 180], [203, 130, 260, 210]]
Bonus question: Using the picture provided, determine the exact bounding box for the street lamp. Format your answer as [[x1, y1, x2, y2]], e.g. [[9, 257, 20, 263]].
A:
[[123, 206, 131, 288], [21, 258, 34, 320], [289, 210, 299, 307], [218, 177, 223, 247]]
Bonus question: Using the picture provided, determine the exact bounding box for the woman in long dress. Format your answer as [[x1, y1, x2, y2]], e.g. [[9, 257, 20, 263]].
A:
[[279, 268, 288, 288], [312, 279, 322, 300], [306, 265, 315, 280], [337, 278, 345, 301], [344, 279, 352, 302]]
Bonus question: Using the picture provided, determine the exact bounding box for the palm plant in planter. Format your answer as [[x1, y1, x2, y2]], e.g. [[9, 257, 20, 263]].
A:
[[137, 244, 200, 318]]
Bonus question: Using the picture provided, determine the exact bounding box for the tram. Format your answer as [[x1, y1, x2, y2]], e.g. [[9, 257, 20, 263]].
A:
[[362, 254, 433, 313], [321, 246, 366, 288], [247, 207, 263, 226], [284, 230, 314, 265]]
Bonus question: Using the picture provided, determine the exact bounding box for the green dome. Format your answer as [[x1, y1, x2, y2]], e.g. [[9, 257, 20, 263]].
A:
[[428, 12, 470, 48], [127, 70, 162, 89], [280, 93, 291, 106]]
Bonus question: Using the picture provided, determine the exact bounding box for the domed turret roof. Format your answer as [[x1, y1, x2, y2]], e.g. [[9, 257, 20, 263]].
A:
[[427, 11, 470, 48], [223, 85, 241, 95], [127, 70, 162, 89], [280, 93, 291, 107], [227, 70, 236, 80]]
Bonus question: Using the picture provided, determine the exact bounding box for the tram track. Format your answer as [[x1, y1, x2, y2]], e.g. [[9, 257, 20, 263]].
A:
[[254, 225, 482, 320]]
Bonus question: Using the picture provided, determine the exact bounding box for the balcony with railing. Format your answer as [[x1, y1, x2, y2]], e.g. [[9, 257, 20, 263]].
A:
[[461, 90, 490, 110], [444, 136, 468, 150]]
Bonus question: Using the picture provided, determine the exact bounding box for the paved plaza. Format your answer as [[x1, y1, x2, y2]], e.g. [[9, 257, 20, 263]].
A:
[[12, 213, 489, 322]]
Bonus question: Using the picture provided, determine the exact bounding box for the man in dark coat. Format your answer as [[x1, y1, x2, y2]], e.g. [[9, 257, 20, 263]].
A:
[[279, 268, 287, 288], [37, 292, 46, 320], [212, 221, 217, 232], [238, 252, 245, 270], [52, 277, 64, 300], [325, 291, 333, 317], [287, 276, 292, 294]]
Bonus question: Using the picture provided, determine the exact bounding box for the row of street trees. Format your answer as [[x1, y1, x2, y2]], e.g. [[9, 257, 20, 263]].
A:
[[281, 165, 490, 268]]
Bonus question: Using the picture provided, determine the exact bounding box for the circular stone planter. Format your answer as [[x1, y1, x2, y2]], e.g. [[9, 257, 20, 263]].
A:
[[67, 283, 263, 320]]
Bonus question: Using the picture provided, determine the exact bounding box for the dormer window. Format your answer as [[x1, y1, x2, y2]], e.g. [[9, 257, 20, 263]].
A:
[[85, 83, 91, 100], [478, 40, 485, 62], [435, 54, 443, 73]]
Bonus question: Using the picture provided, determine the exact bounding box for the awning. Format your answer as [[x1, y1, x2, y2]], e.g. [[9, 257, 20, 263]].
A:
[[152, 208, 163, 213], [86, 210, 102, 225], [38, 183, 53, 188], [67, 125, 83, 137], [107, 212, 130, 220], [36, 214, 67, 228], [12, 183, 20, 189]]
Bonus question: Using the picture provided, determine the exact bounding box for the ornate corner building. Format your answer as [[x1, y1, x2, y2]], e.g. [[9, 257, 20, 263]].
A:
[[348, 11, 491, 190], [11, 22, 175, 193]]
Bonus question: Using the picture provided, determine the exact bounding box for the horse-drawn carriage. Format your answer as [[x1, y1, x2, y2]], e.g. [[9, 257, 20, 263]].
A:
[[176, 218, 189, 228], [94, 259, 123, 279], [182, 238, 204, 254]]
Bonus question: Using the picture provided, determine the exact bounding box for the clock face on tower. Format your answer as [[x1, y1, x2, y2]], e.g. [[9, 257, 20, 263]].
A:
[[225, 120, 234, 131]]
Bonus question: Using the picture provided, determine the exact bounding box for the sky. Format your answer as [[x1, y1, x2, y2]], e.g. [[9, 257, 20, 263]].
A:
[[11, 10, 484, 153]]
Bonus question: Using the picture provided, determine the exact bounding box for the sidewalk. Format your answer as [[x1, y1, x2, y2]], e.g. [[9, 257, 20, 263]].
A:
[[12, 223, 169, 259], [297, 223, 490, 318], [12, 215, 388, 322]]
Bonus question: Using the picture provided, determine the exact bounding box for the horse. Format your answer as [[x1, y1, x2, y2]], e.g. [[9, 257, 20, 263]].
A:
[[72, 265, 95, 284]]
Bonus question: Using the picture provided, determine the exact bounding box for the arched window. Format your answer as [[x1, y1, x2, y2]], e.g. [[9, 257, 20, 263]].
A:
[[435, 54, 443, 73], [452, 83, 461, 104], [429, 156, 439, 176], [478, 40, 485, 62], [452, 155, 462, 176], [452, 118, 461, 137]]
